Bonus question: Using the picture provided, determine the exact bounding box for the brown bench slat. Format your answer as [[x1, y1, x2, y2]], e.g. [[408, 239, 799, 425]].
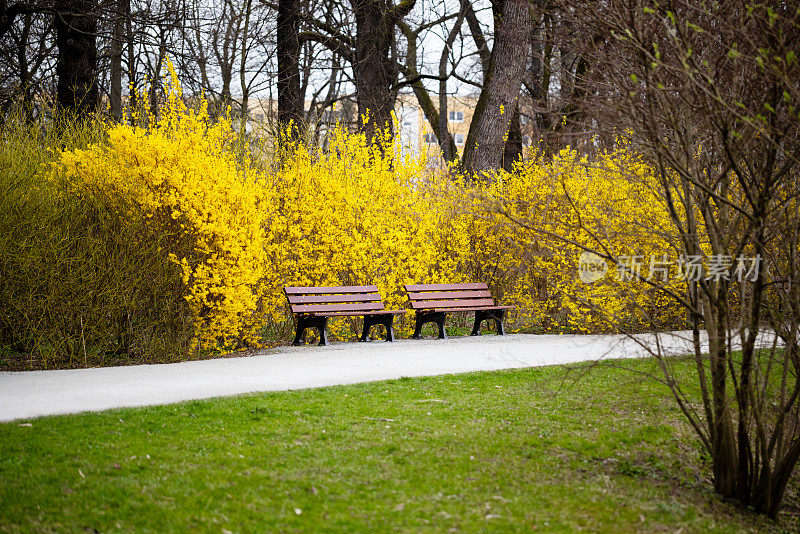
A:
[[411, 298, 496, 310], [405, 283, 486, 292], [407, 290, 491, 300], [285, 285, 378, 295], [292, 301, 385, 314], [405, 282, 513, 339], [427, 306, 515, 313], [287, 293, 382, 305], [322, 309, 405, 317], [286, 284, 404, 346]]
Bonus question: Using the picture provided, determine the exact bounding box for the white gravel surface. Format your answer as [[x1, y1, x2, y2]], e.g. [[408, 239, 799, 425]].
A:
[[0, 332, 710, 422]]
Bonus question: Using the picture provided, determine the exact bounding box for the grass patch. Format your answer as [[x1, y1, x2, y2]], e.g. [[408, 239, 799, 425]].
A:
[[1, 358, 796, 532]]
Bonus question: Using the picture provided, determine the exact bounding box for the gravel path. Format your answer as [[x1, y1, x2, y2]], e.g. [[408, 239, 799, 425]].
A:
[[0, 332, 703, 422]]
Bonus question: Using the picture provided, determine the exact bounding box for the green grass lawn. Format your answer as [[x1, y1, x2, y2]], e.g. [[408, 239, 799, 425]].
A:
[[1, 358, 797, 532]]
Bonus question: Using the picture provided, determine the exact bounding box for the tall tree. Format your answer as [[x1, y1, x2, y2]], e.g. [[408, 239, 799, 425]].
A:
[[397, 12, 459, 161], [109, 0, 127, 120], [350, 0, 415, 141], [0, 1, 27, 39], [462, 0, 532, 175], [567, 0, 800, 517], [437, 0, 466, 163], [0, 1, 54, 118], [55, 0, 98, 116], [0, 9, 53, 120], [277, 0, 303, 133]]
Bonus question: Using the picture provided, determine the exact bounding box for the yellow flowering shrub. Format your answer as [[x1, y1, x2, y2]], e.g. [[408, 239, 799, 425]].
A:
[[254, 131, 688, 339], [2, 55, 711, 369], [256, 127, 470, 340], [476, 146, 689, 333], [51, 62, 267, 350], [21, 60, 694, 363]]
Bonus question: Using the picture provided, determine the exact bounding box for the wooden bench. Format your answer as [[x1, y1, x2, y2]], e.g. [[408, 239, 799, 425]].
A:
[[284, 285, 405, 346], [404, 282, 514, 339]]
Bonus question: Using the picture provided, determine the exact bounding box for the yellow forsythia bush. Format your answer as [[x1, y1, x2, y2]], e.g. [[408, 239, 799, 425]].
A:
[[256, 132, 687, 338], [39, 61, 690, 359], [477, 145, 688, 333], [51, 63, 267, 350], [257, 126, 471, 340]]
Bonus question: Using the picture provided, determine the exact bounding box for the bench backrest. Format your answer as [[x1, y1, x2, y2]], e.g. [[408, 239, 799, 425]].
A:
[[404, 282, 496, 310], [284, 285, 386, 314]]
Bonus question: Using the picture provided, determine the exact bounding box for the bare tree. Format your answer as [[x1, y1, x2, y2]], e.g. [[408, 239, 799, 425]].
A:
[[1, 0, 100, 118], [546, 0, 800, 517], [0, 8, 54, 119], [349, 0, 416, 140], [437, 0, 466, 162], [277, 0, 303, 132], [396, 7, 459, 160], [108, 0, 127, 119], [462, 0, 532, 174]]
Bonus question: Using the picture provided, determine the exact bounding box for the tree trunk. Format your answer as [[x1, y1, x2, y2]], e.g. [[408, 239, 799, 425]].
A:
[[466, 0, 521, 166], [438, 0, 466, 163], [55, 0, 99, 117], [705, 286, 738, 499], [351, 0, 415, 143], [464, 0, 490, 79], [529, 15, 554, 152], [125, 0, 137, 111], [148, 44, 165, 120], [351, 0, 397, 142], [110, 0, 126, 121], [240, 0, 252, 131], [397, 19, 457, 159], [503, 106, 522, 171], [15, 12, 33, 121], [277, 0, 303, 135], [220, 64, 233, 112], [462, 0, 531, 175], [0, 2, 25, 41]]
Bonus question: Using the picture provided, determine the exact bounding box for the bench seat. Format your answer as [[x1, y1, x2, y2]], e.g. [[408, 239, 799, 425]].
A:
[[404, 283, 515, 339], [285, 285, 405, 345], [303, 310, 407, 317], [417, 306, 515, 314]]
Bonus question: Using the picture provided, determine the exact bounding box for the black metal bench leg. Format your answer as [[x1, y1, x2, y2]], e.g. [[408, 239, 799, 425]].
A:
[[471, 310, 487, 336], [434, 312, 447, 339], [293, 315, 329, 346], [292, 318, 306, 346], [383, 315, 394, 341], [360, 315, 377, 342], [359, 317, 371, 342], [317, 317, 329, 345], [495, 310, 506, 335], [382, 315, 396, 342], [412, 314, 425, 339], [412, 311, 447, 339], [471, 310, 506, 336], [359, 316, 369, 342], [360, 314, 397, 342]]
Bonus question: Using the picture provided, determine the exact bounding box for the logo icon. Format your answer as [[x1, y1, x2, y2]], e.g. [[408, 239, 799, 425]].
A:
[[578, 252, 608, 283]]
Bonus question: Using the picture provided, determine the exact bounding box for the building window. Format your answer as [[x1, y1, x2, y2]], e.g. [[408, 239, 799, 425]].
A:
[[424, 133, 437, 144], [455, 133, 465, 145], [448, 110, 464, 122]]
